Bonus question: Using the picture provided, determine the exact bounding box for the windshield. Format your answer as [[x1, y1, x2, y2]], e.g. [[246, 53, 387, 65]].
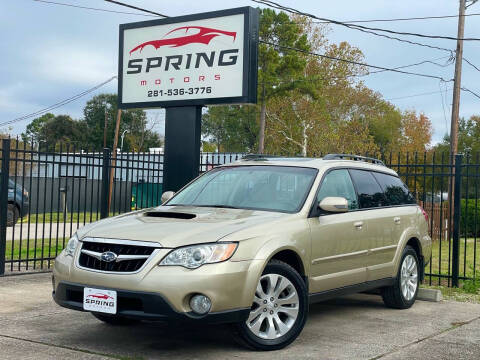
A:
[[167, 166, 317, 213]]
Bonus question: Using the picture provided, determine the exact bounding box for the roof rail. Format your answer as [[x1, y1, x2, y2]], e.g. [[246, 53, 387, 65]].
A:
[[322, 154, 385, 166], [242, 154, 280, 161]]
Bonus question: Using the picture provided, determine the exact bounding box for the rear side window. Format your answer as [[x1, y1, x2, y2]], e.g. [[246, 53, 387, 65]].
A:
[[349, 169, 385, 209], [372, 172, 416, 205]]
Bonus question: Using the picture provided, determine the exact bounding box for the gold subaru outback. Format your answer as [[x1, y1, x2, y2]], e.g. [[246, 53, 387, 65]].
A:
[[53, 154, 431, 350]]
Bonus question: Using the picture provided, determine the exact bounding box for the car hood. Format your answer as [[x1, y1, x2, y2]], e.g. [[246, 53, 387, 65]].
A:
[[79, 206, 287, 248]]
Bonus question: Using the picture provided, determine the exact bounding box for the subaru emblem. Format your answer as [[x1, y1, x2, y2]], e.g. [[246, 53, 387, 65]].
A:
[[100, 251, 118, 263]]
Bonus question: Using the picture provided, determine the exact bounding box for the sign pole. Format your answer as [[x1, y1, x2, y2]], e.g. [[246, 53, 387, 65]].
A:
[[162, 106, 202, 192]]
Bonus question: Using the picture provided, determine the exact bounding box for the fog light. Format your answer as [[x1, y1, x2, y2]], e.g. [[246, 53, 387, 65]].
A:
[[190, 294, 211, 315]]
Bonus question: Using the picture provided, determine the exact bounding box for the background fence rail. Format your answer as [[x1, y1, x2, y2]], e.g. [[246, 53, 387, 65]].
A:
[[1, 142, 479, 289]]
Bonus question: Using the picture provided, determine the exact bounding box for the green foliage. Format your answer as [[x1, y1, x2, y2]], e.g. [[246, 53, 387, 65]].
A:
[[21, 113, 55, 143], [202, 105, 258, 152], [21, 94, 161, 151], [434, 116, 480, 154], [462, 278, 480, 294], [258, 8, 311, 102], [460, 199, 480, 236]]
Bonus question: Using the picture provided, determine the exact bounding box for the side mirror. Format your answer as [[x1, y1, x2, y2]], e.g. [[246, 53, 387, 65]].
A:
[[318, 197, 348, 213], [161, 191, 175, 204]]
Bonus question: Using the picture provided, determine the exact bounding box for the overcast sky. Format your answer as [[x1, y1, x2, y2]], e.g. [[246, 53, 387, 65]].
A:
[[1, 0, 479, 144]]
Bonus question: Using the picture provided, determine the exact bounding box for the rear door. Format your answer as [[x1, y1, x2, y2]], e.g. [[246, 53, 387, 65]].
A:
[[371, 172, 418, 278], [348, 169, 395, 281], [308, 169, 368, 293]]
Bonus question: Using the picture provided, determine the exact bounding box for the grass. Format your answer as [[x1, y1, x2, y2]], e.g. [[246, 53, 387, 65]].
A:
[[5, 238, 66, 262], [427, 237, 480, 280], [21, 212, 102, 224], [422, 284, 480, 303]]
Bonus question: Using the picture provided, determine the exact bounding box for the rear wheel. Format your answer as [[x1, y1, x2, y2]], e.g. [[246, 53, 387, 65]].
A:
[[381, 245, 419, 309], [232, 259, 308, 350], [92, 312, 140, 326], [7, 204, 19, 227]]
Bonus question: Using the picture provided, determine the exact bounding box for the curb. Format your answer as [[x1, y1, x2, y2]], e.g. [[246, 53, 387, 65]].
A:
[[418, 288, 442, 302]]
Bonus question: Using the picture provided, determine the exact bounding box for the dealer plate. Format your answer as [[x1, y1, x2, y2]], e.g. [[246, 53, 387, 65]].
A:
[[83, 287, 117, 314]]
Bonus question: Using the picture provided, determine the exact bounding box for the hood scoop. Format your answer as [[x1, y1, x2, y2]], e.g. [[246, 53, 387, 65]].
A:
[[143, 211, 196, 220]]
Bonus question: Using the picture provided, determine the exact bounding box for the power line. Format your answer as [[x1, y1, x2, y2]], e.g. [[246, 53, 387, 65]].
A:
[[386, 88, 452, 101], [461, 87, 480, 99], [368, 56, 454, 75], [463, 57, 480, 72], [314, 13, 480, 24], [33, 0, 157, 17], [260, 40, 453, 82], [253, 0, 480, 41], [0, 76, 117, 128], [104, 0, 168, 18]]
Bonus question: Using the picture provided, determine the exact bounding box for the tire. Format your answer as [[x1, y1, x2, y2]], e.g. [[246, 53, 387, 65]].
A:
[[7, 204, 19, 227], [381, 245, 420, 309], [91, 312, 140, 326], [232, 259, 308, 351]]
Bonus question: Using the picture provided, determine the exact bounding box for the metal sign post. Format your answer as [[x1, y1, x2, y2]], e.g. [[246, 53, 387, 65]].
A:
[[118, 7, 258, 191]]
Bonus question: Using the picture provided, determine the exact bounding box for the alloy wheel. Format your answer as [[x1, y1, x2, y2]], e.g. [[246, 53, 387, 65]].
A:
[[246, 273, 299, 339], [400, 254, 418, 301]]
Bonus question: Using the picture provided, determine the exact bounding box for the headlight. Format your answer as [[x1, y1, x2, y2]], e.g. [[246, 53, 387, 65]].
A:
[[65, 234, 78, 257], [159, 243, 238, 269]]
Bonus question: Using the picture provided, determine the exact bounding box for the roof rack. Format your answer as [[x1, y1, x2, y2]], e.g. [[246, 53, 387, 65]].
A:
[[322, 154, 385, 166], [242, 154, 280, 161]]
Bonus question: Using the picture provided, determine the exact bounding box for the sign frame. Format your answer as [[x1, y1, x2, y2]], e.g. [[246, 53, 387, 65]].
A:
[[118, 6, 259, 109]]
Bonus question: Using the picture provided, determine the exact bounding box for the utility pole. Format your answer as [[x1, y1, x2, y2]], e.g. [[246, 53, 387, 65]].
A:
[[449, 0, 466, 157], [103, 107, 108, 148]]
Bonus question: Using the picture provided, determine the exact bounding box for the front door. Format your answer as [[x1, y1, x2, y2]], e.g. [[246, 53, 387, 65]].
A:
[[308, 169, 368, 293]]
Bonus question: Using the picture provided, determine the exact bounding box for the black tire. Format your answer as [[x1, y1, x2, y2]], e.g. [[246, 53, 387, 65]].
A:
[[381, 245, 420, 309], [232, 259, 308, 351], [91, 312, 140, 326], [7, 204, 19, 227]]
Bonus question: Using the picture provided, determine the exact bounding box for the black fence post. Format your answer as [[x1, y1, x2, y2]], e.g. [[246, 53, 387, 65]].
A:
[[0, 138, 11, 275], [452, 153, 463, 287], [100, 148, 111, 219]]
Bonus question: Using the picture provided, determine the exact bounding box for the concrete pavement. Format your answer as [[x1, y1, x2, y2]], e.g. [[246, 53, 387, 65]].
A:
[[1, 273, 479, 359]]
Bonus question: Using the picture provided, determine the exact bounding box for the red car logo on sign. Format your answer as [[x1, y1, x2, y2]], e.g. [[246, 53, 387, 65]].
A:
[[129, 26, 237, 55], [87, 293, 113, 300]]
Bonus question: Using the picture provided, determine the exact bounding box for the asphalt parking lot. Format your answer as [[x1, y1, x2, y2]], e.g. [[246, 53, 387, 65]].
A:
[[1, 273, 480, 360]]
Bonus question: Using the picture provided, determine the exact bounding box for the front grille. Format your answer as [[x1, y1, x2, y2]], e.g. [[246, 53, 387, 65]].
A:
[[78, 240, 157, 273]]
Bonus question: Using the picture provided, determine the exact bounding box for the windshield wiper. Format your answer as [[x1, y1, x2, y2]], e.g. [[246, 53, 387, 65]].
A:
[[196, 204, 242, 209]]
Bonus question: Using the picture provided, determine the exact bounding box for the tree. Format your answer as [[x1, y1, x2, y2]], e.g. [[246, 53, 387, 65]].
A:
[[399, 111, 432, 153], [202, 105, 258, 152], [434, 115, 480, 154], [257, 8, 311, 153], [21, 113, 55, 143], [82, 93, 161, 151]]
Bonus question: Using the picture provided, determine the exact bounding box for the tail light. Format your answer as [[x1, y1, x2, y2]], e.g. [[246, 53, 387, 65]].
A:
[[420, 206, 429, 222]]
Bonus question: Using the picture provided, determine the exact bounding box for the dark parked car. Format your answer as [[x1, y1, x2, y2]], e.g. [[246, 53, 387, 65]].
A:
[[1, 175, 29, 226]]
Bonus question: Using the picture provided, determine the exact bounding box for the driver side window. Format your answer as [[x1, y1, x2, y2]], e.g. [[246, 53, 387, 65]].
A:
[[317, 169, 358, 210]]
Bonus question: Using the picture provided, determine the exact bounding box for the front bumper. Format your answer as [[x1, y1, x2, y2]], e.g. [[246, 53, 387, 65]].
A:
[[53, 281, 249, 323]]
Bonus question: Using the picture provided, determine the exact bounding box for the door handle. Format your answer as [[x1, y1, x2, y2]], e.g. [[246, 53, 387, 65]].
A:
[[394, 217, 401, 224], [354, 221, 364, 230]]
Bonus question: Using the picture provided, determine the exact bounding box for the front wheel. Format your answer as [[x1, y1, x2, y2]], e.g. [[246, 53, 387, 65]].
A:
[[232, 259, 308, 351], [381, 245, 419, 309], [7, 204, 19, 227]]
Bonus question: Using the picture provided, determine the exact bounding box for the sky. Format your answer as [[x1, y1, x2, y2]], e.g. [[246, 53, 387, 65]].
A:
[[1, 0, 479, 144]]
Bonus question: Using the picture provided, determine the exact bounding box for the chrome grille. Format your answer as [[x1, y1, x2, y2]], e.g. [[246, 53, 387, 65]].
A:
[[78, 238, 159, 273]]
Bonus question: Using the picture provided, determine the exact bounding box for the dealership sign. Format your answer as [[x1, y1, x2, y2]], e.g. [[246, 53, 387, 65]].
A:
[[118, 7, 259, 108]]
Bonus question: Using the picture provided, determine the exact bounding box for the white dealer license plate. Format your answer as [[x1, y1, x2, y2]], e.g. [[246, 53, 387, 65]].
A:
[[83, 287, 117, 314]]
